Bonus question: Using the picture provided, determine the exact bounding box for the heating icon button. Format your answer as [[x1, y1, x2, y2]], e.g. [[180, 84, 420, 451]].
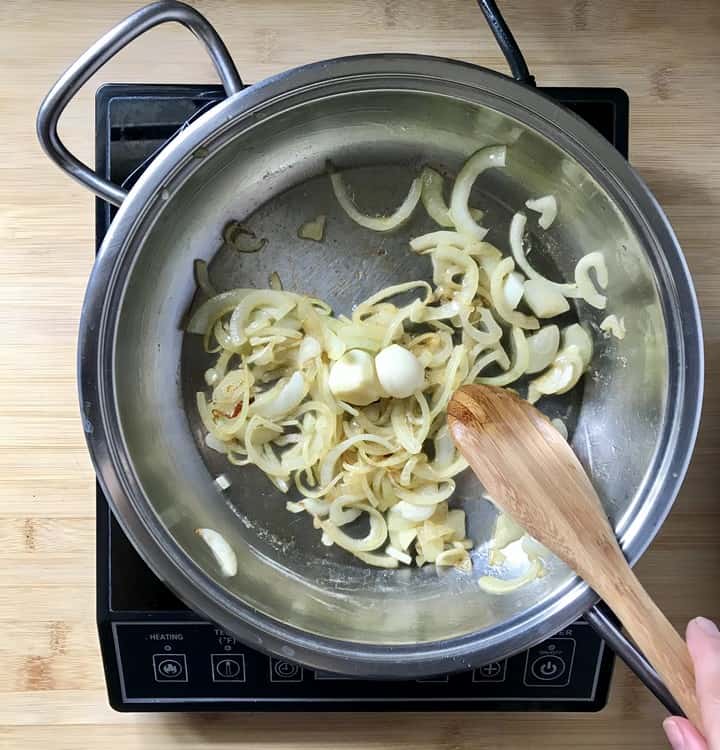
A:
[[152, 653, 188, 682]]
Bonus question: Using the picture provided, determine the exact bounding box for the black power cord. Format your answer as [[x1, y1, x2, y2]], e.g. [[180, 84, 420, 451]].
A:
[[476, 0, 536, 86]]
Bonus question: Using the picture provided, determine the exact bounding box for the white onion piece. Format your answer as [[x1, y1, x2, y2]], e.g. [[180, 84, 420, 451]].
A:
[[509, 213, 578, 296], [394, 500, 436, 522], [186, 289, 255, 334], [449, 145, 506, 240], [420, 167, 454, 227], [253, 372, 307, 419], [297, 335, 322, 365], [575, 252, 608, 309], [319, 434, 395, 487], [214, 474, 231, 491], [354, 550, 400, 568], [329, 496, 363, 526], [196, 528, 238, 577], [298, 214, 326, 241], [436, 547, 472, 571], [526, 325, 560, 374], [551, 418, 568, 440], [421, 168, 484, 228], [330, 171, 422, 232], [600, 314, 626, 339], [394, 481, 455, 506], [490, 258, 539, 330], [525, 195, 558, 229], [409, 231, 495, 256], [320, 504, 388, 552], [478, 559, 543, 594], [490, 512, 525, 550], [477, 327, 529, 387], [503, 270, 525, 310], [386, 545, 413, 565], [561, 324, 593, 368], [523, 279, 570, 318], [193, 259, 217, 297], [521, 535, 550, 561], [527, 345, 585, 404], [205, 433, 228, 454]]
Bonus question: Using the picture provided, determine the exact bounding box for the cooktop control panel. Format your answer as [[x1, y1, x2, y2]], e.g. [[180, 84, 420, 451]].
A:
[[108, 618, 609, 710]]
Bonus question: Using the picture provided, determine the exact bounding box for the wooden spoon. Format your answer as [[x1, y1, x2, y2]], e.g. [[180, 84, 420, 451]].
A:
[[447, 383, 701, 729]]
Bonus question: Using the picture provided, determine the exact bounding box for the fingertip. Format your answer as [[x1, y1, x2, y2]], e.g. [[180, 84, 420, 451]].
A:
[[687, 617, 719, 639], [664, 718, 685, 749], [664, 717, 708, 750]]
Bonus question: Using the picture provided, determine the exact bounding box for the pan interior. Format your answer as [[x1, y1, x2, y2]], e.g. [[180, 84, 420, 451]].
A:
[[113, 88, 667, 645]]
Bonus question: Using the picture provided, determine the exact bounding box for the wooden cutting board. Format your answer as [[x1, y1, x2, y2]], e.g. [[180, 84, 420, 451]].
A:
[[1, 1, 719, 748]]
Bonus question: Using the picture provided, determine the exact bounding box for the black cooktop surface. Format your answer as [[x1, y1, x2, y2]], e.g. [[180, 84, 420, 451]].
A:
[[95, 82, 627, 712]]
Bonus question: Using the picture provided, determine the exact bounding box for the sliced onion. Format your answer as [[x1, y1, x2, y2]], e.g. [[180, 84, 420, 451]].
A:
[[575, 252, 608, 309], [193, 259, 217, 297], [354, 550, 400, 568], [478, 559, 543, 593], [436, 546, 472, 571], [503, 270, 525, 310], [386, 545, 413, 565], [525, 195, 558, 229], [509, 213, 577, 296], [490, 258, 539, 330], [298, 215, 326, 242], [320, 503, 388, 552], [196, 528, 238, 577], [551, 418, 568, 440], [252, 372, 307, 420], [490, 512, 525, 550], [394, 500, 436, 522], [561, 324, 593, 369], [526, 325, 560, 374], [449, 145, 506, 240], [394, 481, 455, 506], [186, 289, 254, 335], [297, 336, 322, 365], [421, 167, 454, 227], [330, 170, 422, 232], [600, 314, 626, 340], [319, 433, 395, 487], [527, 345, 585, 404], [523, 279, 570, 318], [432, 245, 479, 305], [478, 327, 529, 387]]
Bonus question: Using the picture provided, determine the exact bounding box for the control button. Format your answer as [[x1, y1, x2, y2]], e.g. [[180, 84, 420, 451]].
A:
[[531, 655, 566, 681], [269, 658, 304, 682], [211, 653, 246, 682], [523, 637, 576, 688], [152, 653, 188, 682], [416, 675, 449, 683], [472, 660, 507, 682]]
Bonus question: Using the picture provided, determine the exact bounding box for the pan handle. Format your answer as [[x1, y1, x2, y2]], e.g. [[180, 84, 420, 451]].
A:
[[36, 0, 242, 206], [587, 602, 685, 716], [475, 0, 535, 86]]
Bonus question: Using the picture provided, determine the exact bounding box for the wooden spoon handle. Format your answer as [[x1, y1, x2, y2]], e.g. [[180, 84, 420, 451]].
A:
[[590, 545, 701, 730]]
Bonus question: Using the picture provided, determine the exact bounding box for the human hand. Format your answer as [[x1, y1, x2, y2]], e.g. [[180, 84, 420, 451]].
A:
[[664, 617, 720, 750]]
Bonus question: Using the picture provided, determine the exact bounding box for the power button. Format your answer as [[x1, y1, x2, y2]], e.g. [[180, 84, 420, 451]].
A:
[[523, 638, 576, 688]]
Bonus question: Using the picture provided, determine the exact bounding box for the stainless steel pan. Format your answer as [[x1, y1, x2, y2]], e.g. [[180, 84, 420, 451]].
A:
[[37, 0, 703, 710]]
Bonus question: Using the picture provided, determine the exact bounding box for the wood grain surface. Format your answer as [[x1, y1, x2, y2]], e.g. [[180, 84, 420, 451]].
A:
[[1, 0, 718, 747]]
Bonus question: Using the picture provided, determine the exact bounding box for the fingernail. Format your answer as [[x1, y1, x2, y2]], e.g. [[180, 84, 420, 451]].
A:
[[692, 616, 719, 637], [663, 718, 685, 750]]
